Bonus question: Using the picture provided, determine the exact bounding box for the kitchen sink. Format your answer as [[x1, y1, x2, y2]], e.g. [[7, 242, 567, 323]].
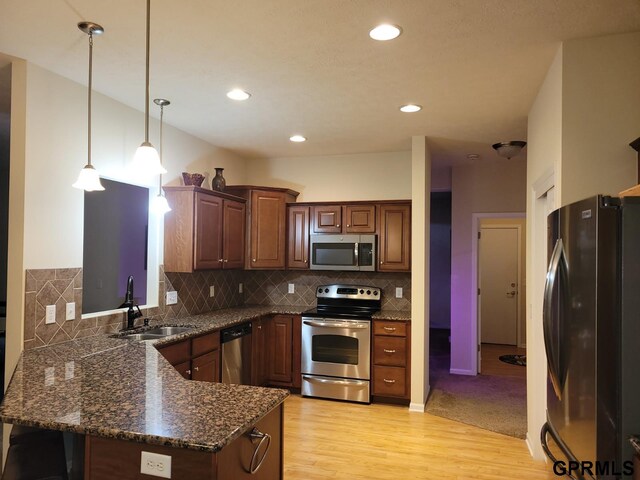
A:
[[145, 326, 193, 336], [121, 333, 165, 341]]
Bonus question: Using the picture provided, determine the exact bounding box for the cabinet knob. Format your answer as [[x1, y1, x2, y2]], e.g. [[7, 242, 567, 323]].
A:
[[337, 224, 340, 227], [383, 378, 396, 384], [218, 259, 223, 263], [347, 224, 350, 227], [185, 369, 192, 375], [380, 261, 384, 265], [257, 325, 262, 330], [194, 366, 199, 372], [252, 258, 256, 262], [224, 259, 228, 263]]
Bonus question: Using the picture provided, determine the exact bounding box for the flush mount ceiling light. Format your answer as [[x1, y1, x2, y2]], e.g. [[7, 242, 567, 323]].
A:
[[73, 21, 105, 192], [226, 89, 251, 101], [289, 135, 306, 143], [400, 104, 422, 113], [131, 0, 166, 177], [150, 98, 171, 215], [467, 154, 480, 160], [369, 24, 402, 41], [492, 141, 527, 159]]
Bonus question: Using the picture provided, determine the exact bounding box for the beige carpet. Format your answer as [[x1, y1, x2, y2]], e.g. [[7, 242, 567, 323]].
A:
[[425, 330, 527, 439]]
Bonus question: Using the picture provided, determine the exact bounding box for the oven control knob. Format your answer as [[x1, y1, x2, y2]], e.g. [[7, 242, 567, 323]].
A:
[[366, 290, 371, 295], [324, 288, 329, 293], [374, 290, 379, 296], [360, 289, 364, 294], [318, 288, 323, 293]]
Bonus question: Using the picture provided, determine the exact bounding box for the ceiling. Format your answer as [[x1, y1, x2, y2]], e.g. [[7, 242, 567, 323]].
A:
[[0, 1, 639, 164]]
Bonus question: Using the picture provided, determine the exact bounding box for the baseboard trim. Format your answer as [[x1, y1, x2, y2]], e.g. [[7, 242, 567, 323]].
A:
[[408, 384, 430, 412], [526, 432, 547, 462], [449, 368, 476, 376]]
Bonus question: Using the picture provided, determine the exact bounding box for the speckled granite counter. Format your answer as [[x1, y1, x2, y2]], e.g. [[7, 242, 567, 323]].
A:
[[372, 310, 411, 321], [0, 305, 307, 453]]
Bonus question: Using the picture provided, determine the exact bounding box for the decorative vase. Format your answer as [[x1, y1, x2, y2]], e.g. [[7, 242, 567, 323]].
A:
[[181, 172, 205, 187], [212, 168, 226, 191]]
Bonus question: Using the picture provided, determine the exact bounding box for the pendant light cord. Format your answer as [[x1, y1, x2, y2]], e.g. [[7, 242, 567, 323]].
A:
[[87, 33, 94, 166], [158, 104, 163, 191], [144, 0, 151, 143]]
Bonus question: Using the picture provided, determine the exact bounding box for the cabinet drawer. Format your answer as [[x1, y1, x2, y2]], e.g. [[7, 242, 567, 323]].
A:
[[158, 340, 190, 365], [373, 366, 407, 397], [373, 321, 407, 337], [373, 336, 407, 367], [192, 331, 220, 357]]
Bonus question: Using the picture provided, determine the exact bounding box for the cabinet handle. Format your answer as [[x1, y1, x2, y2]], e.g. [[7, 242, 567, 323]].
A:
[[218, 259, 223, 263], [247, 428, 271, 474], [252, 258, 256, 262], [383, 348, 396, 354], [383, 378, 396, 384], [224, 259, 228, 263], [257, 325, 262, 330], [185, 369, 191, 375], [383, 326, 396, 332], [194, 366, 199, 372]]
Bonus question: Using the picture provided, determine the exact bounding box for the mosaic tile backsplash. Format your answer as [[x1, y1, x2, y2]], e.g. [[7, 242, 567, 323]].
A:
[[24, 267, 410, 349]]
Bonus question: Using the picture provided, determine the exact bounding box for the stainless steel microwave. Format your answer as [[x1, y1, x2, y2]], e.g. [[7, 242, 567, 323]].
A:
[[309, 234, 376, 271]]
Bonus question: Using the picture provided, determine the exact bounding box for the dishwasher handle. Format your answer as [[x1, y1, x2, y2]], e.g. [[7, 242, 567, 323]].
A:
[[221, 323, 253, 343]]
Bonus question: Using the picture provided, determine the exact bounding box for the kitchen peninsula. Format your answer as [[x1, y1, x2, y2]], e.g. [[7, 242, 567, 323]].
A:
[[0, 305, 307, 479]]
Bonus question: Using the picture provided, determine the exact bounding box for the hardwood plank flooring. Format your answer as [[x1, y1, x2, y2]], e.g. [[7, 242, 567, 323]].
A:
[[480, 343, 526, 378], [283, 395, 553, 480]]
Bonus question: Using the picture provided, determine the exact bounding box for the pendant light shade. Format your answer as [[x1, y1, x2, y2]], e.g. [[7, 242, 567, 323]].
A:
[[132, 0, 165, 177], [73, 21, 105, 192], [150, 97, 171, 215]]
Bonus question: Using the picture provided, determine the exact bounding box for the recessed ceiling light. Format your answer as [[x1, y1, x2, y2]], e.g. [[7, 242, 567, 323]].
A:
[[226, 89, 251, 101], [400, 104, 422, 113], [369, 24, 402, 41], [289, 135, 306, 143]]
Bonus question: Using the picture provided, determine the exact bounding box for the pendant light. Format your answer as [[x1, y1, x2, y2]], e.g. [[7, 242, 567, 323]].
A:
[[73, 22, 105, 192], [131, 0, 166, 177], [150, 98, 171, 214]]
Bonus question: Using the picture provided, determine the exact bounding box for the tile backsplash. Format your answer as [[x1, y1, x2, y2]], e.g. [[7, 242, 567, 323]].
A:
[[24, 266, 410, 349]]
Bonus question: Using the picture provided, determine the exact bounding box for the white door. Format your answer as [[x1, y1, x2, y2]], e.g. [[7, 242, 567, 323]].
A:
[[479, 227, 519, 345]]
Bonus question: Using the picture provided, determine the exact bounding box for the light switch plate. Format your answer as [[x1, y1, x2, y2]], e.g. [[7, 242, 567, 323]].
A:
[[45, 305, 56, 324], [395, 287, 403, 299], [238, 283, 243, 294], [166, 291, 178, 305], [65, 302, 76, 321], [288, 283, 295, 294], [140, 451, 171, 479], [209, 285, 215, 297]]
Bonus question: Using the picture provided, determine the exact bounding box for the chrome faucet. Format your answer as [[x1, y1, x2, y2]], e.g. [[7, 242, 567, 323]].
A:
[[120, 275, 142, 330]]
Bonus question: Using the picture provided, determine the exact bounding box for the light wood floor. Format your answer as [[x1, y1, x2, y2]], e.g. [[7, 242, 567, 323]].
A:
[[480, 343, 526, 378], [283, 395, 553, 480]]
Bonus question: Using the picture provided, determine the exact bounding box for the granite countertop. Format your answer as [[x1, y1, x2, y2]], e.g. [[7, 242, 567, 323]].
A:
[[0, 305, 307, 453], [372, 310, 411, 321]]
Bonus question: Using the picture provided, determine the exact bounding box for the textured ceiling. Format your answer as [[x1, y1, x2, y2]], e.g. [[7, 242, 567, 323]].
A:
[[0, 0, 639, 164]]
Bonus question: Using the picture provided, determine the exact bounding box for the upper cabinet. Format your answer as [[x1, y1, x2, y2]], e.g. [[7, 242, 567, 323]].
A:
[[225, 186, 300, 269], [163, 186, 246, 272], [287, 205, 310, 269], [311, 204, 376, 234], [378, 203, 411, 272]]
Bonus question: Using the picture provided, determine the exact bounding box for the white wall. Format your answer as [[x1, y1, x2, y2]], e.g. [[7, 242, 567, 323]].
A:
[[450, 158, 527, 374], [245, 151, 411, 202]]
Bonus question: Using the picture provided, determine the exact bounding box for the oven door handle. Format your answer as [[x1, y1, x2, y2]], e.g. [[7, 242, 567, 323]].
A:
[[302, 376, 369, 387], [302, 320, 370, 329]]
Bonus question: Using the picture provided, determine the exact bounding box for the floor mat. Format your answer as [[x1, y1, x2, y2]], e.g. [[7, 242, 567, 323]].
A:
[[499, 354, 526, 366]]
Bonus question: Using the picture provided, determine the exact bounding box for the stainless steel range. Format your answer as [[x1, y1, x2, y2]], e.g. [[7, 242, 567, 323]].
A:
[[301, 284, 381, 404]]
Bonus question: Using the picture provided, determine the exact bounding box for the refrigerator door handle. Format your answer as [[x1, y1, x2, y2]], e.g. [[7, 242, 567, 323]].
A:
[[540, 422, 588, 480], [543, 238, 568, 399]]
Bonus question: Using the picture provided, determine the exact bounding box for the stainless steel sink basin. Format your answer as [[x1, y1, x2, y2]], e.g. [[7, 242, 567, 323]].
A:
[[145, 326, 193, 336], [122, 333, 165, 341]]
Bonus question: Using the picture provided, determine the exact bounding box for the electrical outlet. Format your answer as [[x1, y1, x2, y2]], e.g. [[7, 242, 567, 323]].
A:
[[209, 285, 215, 297], [44, 367, 55, 386], [166, 291, 178, 305], [395, 287, 403, 299], [140, 451, 171, 479], [65, 361, 75, 380], [45, 305, 56, 324], [65, 302, 76, 321], [238, 283, 243, 294], [288, 283, 295, 294]]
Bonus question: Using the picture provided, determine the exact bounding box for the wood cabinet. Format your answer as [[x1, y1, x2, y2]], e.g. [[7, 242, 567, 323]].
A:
[[251, 316, 268, 387], [85, 403, 283, 480], [372, 320, 411, 402], [378, 203, 411, 272], [157, 331, 221, 382], [266, 315, 301, 389], [311, 204, 376, 234], [164, 186, 246, 272], [287, 206, 310, 269], [225, 186, 299, 269]]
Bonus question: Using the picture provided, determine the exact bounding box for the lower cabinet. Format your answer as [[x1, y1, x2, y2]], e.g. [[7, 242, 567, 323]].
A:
[[263, 315, 302, 389], [158, 331, 221, 382], [372, 320, 411, 402], [84, 403, 283, 480]]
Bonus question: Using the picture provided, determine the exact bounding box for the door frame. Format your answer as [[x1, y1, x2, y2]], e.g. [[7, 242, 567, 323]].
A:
[[471, 212, 525, 375]]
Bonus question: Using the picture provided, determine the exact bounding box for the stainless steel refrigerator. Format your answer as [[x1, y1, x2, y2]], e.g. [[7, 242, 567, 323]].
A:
[[541, 195, 640, 479]]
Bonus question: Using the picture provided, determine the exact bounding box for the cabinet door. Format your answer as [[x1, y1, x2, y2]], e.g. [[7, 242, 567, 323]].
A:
[[267, 315, 293, 385], [311, 205, 342, 233], [251, 317, 268, 386], [287, 206, 310, 269], [223, 199, 246, 269], [345, 205, 376, 233], [194, 192, 223, 270], [378, 204, 411, 272], [291, 315, 302, 389], [250, 191, 287, 269], [174, 360, 192, 380], [192, 350, 219, 382]]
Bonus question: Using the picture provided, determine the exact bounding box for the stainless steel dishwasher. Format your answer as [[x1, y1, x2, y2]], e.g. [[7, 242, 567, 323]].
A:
[[221, 322, 252, 385]]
